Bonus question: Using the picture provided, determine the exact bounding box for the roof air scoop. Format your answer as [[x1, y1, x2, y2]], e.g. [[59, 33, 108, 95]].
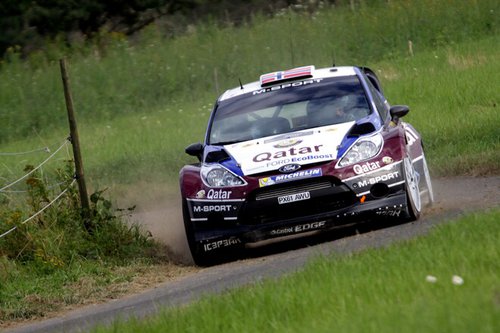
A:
[[260, 65, 315, 87]]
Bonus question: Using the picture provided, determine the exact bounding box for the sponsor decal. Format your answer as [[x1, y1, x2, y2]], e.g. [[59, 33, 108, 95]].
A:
[[270, 221, 326, 236], [193, 204, 234, 213], [253, 144, 324, 162], [273, 139, 302, 149], [279, 163, 301, 173], [203, 237, 241, 252], [252, 79, 323, 95], [270, 227, 294, 236], [259, 168, 322, 187], [263, 154, 336, 168], [259, 177, 276, 187], [376, 209, 402, 217], [224, 122, 353, 176], [382, 156, 393, 164], [194, 189, 235, 200], [188, 200, 243, 220], [278, 191, 310, 205], [295, 221, 326, 232], [353, 161, 381, 175], [357, 171, 400, 187], [206, 189, 232, 200]]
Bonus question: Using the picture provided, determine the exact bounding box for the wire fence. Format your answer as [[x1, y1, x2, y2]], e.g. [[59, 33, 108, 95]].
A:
[[0, 138, 70, 193], [0, 137, 77, 240], [0, 145, 51, 156], [0, 180, 70, 193], [0, 178, 77, 239]]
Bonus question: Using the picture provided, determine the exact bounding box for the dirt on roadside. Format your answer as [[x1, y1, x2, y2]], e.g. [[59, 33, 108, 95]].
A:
[[130, 176, 500, 263]]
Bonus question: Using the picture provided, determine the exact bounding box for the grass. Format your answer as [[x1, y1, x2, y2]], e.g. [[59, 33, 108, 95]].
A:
[[0, 0, 499, 327], [1, 34, 498, 191], [377, 36, 500, 175], [0, 165, 173, 325], [0, 258, 194, 327], [94, 209, 500, 333], [0, 0, 498, 187]]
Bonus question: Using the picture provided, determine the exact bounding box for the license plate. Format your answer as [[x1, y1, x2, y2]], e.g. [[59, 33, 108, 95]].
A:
[[277, 192, 311, 205]]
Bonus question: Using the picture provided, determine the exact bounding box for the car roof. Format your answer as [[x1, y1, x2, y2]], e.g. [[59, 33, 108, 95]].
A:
[[218, 66, 359, 102]]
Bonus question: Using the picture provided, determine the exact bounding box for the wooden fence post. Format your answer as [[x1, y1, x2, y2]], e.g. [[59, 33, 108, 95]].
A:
[[59, 58, 92, 231]]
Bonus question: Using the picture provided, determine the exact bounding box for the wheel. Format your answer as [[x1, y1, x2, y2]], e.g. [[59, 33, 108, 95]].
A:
[[182, 199, 213, 266], [420, 154, 434, 207], [403, 157, 421, 221]]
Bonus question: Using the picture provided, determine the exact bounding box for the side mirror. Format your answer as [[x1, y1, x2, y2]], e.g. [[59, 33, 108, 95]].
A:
[[185, 142, 204, 161], [390, 105, 410, 123]]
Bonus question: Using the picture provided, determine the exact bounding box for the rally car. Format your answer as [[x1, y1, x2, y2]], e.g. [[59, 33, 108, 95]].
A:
[[180, 65, 433, 265]]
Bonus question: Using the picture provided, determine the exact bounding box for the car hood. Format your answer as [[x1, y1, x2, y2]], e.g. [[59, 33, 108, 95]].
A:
[[224, 122, 355, 176]]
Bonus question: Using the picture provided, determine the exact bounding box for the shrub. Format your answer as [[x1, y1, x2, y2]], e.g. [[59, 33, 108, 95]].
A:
[[0, 163, 159, 271]]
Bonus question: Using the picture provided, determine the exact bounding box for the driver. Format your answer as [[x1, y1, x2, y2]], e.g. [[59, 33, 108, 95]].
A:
[[307, 94, 357, 126]]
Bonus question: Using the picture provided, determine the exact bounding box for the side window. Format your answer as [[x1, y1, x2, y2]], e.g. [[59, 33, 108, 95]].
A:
[[366, 79, 389, 122]]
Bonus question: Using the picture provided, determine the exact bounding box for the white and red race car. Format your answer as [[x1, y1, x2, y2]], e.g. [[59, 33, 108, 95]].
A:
[[180, 65, 433, 265]]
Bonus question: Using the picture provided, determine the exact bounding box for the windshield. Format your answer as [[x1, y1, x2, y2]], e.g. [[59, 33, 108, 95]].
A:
[[208, 76, 370, 145]]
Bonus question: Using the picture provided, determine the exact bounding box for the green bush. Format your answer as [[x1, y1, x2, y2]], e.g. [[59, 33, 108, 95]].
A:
[[0, 163, 159, 270]]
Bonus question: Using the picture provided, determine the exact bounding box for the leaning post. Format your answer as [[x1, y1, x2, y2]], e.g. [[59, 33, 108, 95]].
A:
[[59, 58, 92, 230]]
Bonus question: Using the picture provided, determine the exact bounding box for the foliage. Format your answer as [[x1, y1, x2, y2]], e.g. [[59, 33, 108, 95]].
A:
[[0, 162, 166, 323], [0, 0, 498, 144], [0, 0, 498, 187], [0, 0, 498, 326], [0, 162, 158, 268], [0, 0, 298, 59], [0, 0, 189, 57]]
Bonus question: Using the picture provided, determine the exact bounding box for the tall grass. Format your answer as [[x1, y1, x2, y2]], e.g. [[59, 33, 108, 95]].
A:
[[94, 209, 500, 333], [1, 0, 497, 143], [2, 36, 497, 190], [378, 38, 500, 175], [0, 165, 164, 323], [0, 1, 498, 325], [0, 0, 498, 186]]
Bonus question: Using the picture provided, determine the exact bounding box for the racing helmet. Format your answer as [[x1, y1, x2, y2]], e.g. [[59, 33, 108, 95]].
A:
[[307, 94, 357, 126]]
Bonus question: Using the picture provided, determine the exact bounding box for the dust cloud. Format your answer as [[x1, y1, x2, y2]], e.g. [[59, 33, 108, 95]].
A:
[[114, 182, 193, 265], [114, 176, 500, 266]]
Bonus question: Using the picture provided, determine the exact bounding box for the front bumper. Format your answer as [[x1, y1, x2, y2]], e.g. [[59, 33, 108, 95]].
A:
[[187, 190, 409, 253], [185, 160, 409, 253]]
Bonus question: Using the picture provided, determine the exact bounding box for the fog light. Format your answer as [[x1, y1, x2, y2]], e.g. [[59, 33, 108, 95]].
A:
[[370, 183, 389, 198]]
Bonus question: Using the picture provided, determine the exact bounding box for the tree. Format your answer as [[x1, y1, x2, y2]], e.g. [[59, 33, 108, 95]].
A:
[[0, 0, 202, 57]]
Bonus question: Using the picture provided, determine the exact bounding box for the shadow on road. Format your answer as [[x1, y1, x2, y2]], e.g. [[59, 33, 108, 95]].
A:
[[211, 217, 406, 265]]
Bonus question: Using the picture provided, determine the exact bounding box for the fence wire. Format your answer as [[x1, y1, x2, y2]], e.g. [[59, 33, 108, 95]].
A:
[[0, 138, 70, 192], [0, 146, 51, 156], [0, 180, 70, 193], [0, 178, 77, 239]]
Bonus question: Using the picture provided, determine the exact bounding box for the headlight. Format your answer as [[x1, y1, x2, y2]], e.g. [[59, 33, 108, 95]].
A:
[[201, 165, 245, 187], [337, 133, 383, 167]]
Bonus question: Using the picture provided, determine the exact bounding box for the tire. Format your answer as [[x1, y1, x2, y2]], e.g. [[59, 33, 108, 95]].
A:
[[403, 157, 421, 221], [420, 154, 434, 207], [182, 199, 213, 266]]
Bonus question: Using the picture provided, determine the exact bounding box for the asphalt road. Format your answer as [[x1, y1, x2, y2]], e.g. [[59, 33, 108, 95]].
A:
[[6, 176, 500, 333]]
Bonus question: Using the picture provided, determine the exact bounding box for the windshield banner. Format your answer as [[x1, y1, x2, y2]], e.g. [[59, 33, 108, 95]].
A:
[[224, 122, 354, 176]]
